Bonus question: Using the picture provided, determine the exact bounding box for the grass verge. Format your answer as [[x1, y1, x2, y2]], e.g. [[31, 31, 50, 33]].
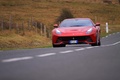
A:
[[0, 30, 52, 50], [0, 0, 120, 50]]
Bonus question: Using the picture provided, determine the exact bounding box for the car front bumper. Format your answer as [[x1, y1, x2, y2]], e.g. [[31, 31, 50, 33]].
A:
[[52, 33, 97, 45]]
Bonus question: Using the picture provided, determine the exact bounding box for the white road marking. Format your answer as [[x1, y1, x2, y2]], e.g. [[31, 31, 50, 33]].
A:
[[75, 48, 85, 51], [2, 40, 120, 63], [2, 56, 33, 63], [101, 41, 120, 47], [106, 36, 108, 38], [112, 41, 120, 46], [113, 33, 115, 35], [59, 50, 74, 54], [117, 32, 120, 34], [85, 47, 94, 49], [36, 53, 56, 57]]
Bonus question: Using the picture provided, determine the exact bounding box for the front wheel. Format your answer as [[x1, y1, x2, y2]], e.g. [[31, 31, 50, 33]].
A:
[[98, 40, 101, 46], [91, 35, 101, 46], [52, 44, 66, 48], [91, 40, 101, 46]]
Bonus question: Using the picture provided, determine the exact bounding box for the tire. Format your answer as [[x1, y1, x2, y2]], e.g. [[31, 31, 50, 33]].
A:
[[91, 34, 101, 46], [61, 44, 66, 47], [98, 40, 101, 46], [53, 44, 66, 48], [52, 44, 60, 47], [91, 43, 97, 46]]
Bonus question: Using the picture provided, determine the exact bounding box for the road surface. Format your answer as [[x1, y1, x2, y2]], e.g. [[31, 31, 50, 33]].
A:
[[0, 32, 120, 80]]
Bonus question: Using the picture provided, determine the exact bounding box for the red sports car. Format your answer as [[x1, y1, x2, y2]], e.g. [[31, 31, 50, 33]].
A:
[[52, 18, 101, 47]]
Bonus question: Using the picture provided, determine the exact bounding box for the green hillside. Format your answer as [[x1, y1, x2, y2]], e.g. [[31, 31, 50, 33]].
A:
[[0, 0, 120, 50]]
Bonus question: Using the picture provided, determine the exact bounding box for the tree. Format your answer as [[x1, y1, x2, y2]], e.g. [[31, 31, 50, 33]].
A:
[[55, 8, 74, 23], [118, 0, 120, 4]]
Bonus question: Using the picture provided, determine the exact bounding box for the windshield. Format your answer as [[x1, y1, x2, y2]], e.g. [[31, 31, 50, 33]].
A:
[[59, 19, 94, 27]]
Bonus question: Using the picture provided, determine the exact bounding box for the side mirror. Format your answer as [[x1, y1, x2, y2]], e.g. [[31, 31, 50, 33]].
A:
[[95, 23, 100, 26], [54, 24, 58, 28]]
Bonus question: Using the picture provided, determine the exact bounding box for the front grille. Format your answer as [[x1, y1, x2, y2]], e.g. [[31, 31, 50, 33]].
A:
[[58, 36, 89, 41]]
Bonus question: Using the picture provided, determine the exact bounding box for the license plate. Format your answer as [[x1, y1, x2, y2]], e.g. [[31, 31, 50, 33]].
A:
[[69, 40, 78, 44]]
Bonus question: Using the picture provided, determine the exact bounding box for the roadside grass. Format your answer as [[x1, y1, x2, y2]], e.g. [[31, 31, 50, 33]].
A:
[[0, 0, 120, 50], [100, 25, 120, 37], [0, 30, 52, 50]]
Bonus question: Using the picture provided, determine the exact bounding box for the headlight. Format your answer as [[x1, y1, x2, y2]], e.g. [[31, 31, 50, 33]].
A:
[[86, 28, 93, 34], [56, 29, 61, 34]]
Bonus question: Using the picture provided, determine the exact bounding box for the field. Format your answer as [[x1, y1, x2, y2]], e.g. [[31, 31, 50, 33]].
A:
[[0, 0, 120, 50]]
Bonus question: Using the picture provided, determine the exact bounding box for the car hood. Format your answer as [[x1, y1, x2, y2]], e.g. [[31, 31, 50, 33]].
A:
[[57, 27, 93, 34]]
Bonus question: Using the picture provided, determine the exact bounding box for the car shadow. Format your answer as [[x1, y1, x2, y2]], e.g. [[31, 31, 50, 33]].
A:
[[66, 44, 91, 47]]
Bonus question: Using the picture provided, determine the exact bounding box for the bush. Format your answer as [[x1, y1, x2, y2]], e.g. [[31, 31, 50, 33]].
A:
[[55, 8, 74, 23]]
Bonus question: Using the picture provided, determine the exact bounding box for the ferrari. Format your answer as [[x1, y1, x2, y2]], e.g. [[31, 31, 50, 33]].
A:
[[52, 18, 101, 47]]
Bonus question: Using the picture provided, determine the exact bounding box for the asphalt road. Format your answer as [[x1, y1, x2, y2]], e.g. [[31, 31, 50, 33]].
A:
[[0, 32, 120, 80]]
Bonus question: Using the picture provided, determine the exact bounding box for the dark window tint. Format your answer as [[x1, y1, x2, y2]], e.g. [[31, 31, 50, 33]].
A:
[[59, 19, 94, 27]]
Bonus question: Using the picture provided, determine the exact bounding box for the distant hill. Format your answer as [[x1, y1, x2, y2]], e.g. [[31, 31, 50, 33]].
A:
[[0, 0, 120, 26]]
